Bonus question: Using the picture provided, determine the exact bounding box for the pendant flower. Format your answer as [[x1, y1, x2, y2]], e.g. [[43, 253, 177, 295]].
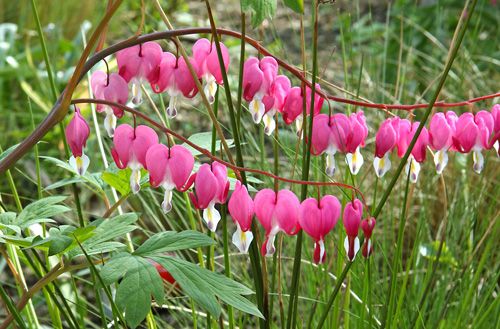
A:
[[228, 181, 254, 253], [65, 107, 90, 176], [429, 112, 457, 174], [396, 119, 429, 183], [192, 38, 230, 104], [254, 189, 301, 257], [311, 111, 367, 176], [492, 104, 500, 155], [90, 70, 129, 137], [342, 199, 363, 261], [361, 217, 376, 258], [189, 162, 230, 232], [299, 195, 341, 264], [116, 41, 163, 105], [111, 124, 159, 194], [145, 144, 194, 213], [282, 84, 324, 133], [373, 118, 399, 178], [261, 75, 291, 135], [243, 56, 279, 124], [453, 111, 494, 174], [149, 52, 199, 118]]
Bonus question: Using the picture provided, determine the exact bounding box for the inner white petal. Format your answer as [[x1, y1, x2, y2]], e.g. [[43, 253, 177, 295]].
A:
[[346, 146, 364, 175], [472, 149, 484, 174], [166, 95, 178, 118], [69, 153, 90, 176], [203, 202, 221, 232], [325, 151, 337, 177], [130, 168, 141, 194], [433, 149, 449, 175], [249, 98, 265, 124], [232, 223, 254, 254], [204, 77, 217, 104], [104, 111, 117, 138], [161, 188, 174, 214], [131, 79, 143, 106]]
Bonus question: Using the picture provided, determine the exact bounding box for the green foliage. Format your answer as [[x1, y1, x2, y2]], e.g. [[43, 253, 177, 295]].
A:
[[100, 230, 261, 328], [241, 0, 277, 27], [283, 0, 303, 13], [101, 164, 149, 196]]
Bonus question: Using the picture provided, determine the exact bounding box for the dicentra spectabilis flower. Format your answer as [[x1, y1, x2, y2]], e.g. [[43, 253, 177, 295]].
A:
[[228, 181, 254, 253], [396, 119, 429, 183], [261, 75, 291, 135], [243, 56, 278, 124], [90, 70, 129, 137], [311, 111, 367, 176], [254, 189, 300, 257], [150, 52, 199, 118], [111, 124, 159, 194], [492, 104, 500, 155], [282, 84, 324, 133], [189, 162, 229, 232], [343, 198, 363, 261], [299, 195, 341, 264], [361, 217, 376, 258], [65, 107, 90, 175], [145, 144, 194, 213], [116, 41, 162, 105], [373, 117, 399, 178], [192, 38, 230, 104], [453, 111, 494, 174], [429, 112, 457, 174], [254, 189, 300, 256]]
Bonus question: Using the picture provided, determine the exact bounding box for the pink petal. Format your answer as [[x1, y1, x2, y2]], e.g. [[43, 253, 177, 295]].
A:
[[169, 145, 195, 190], [274, 189, 300, 235], [228, 181, 254, 232], [65, 107, 90, 157], [254, 189, 277, 233], [193, 164, 219, 209]]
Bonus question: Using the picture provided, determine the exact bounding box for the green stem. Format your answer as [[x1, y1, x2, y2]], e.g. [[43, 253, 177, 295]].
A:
[[221, 204, 235, 329], [287, 3, 319, 328], [236, 12, 246, 128], [0, 284, 28, 329]]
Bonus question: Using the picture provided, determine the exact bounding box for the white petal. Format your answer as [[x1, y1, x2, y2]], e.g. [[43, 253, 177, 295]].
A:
[[405, 157, 421, 183], [131, 79, 143, 106], [69, 154, 90, 176], [373, 154, 392, 178], [344, 236, 360, 262], [130, 168, 141, 194], [433, 149, 448, 175], [494, 141, 499, 157], [249, 98, 265, 124], [232, 224, 254, 254], [166, 95, 178, 118], [325, 152, 337, 176], [265, 234, 277, 256], [318, 239, 325, 263], [203, 202, 221, 232], [346, 147, 364, 175], [204, 78, 217, 104], [104, 111, 117, 138], [295, 115, 303, 136], [161, 188, 174, 214], [472, 149, 484, 174], [263, 111, 276, 136]]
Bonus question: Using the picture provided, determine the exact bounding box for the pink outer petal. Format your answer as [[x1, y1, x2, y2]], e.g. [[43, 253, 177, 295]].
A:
[[454, 113, 478, 153], [169, 145, 195, 190], [112, 124, 135, 168], [131, 125, 159, 168], [151, 52, 177, 93], [193, 164, 219, 209], [411, 123, 429, 163], [396, 119, 412, 158], [192, 38, 211, 76], [103, 73, 129, 118], [139, 42, 163, 82], [329, 114, 351, 153], [65, 108, 90, 157], [306, 84, 324, 116], [342, 199, 363, 237], [174, 57, 199, 98], [282, 87, 303, 125], [116, 45, 142, 82], [300, 196, 341, 242], [260, 57, 278, 95], [346, 113, 365, 153], [206, 42, 230, 84], [311, 114, 331, 155], [270, 75, 292, 112], [375, 119, 398, 158], [254, 189, 277, 233], [145, 144, 170, 188], [475, 110, 494, 149], [492, 104, 500, 133], [228, 181, 254, 232], [243, 57, 264, 101], [429, 113, 452, 151], [361, 217, 376, 239], [116, 42, 162, 83], [274, 189, 301, 235], [211, 162, 229, 203]]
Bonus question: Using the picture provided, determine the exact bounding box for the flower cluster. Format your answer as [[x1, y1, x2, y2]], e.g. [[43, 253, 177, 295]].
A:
[[64, 39, 499, 264]]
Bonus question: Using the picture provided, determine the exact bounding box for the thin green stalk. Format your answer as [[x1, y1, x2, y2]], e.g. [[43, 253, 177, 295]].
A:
[[0, 284, 28, 329], [204, 3, 267, 327], [236, 11, 246, 128], [287, 3, 319, 328], [381, 167, 412, 328], [221, 204, 235, 329]]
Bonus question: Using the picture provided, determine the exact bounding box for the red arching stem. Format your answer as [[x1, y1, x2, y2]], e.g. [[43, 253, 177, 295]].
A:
[[71, 98, 368, 208], [103, 58, 110, 86]]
